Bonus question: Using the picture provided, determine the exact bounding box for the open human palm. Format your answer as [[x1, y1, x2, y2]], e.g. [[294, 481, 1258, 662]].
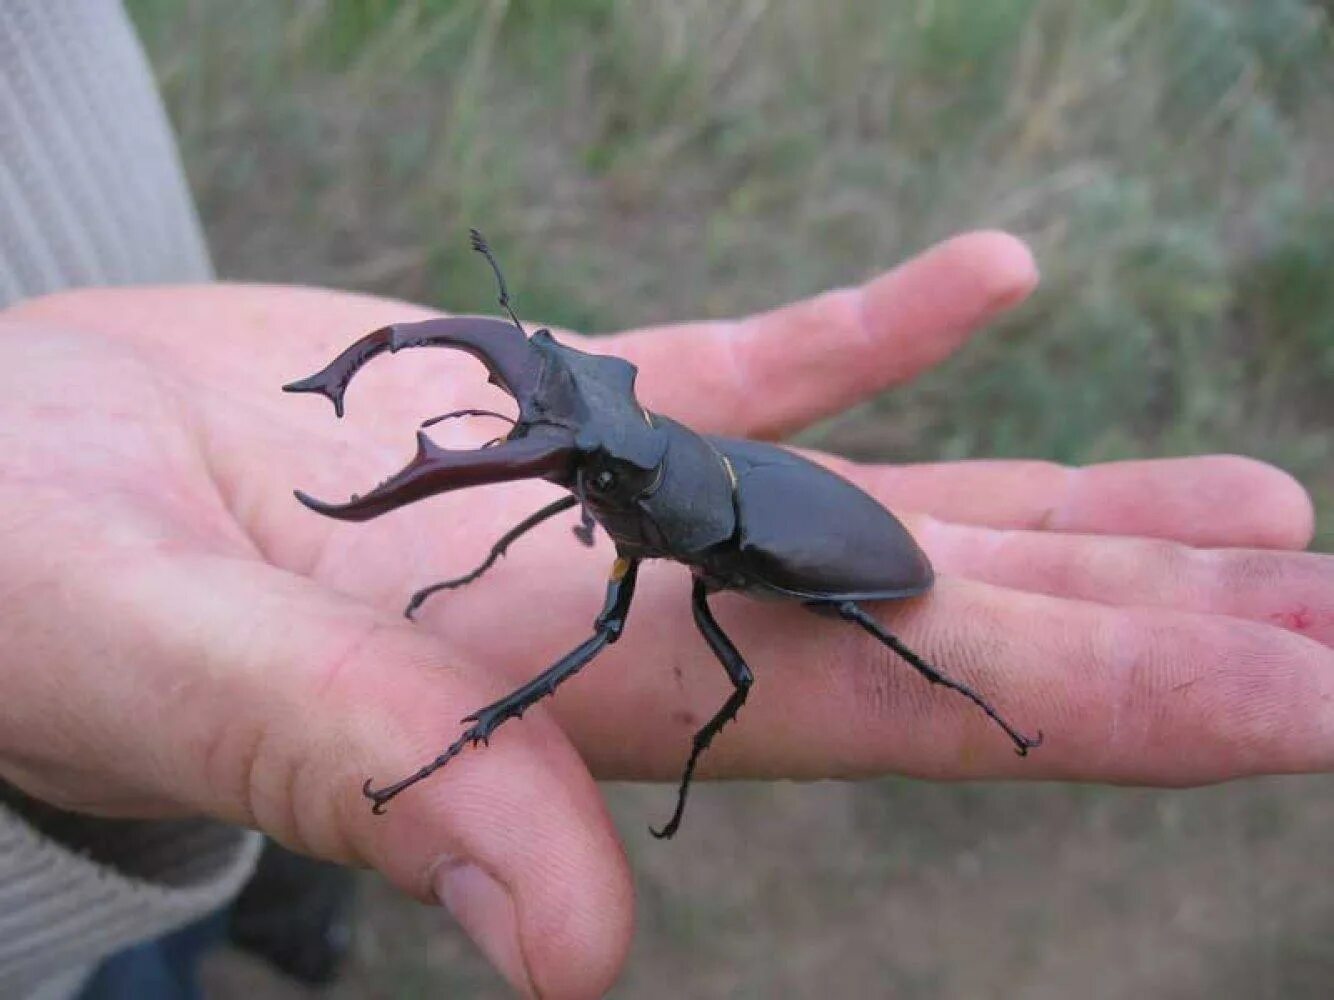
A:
[[2, 231, 1329, 998]]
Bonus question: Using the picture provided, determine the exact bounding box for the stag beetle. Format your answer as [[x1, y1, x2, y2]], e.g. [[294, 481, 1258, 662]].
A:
[[284, 231, 1041, 838]]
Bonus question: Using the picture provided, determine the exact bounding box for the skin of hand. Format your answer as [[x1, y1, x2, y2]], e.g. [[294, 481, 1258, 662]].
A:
[[1, 230, 1330, 999]]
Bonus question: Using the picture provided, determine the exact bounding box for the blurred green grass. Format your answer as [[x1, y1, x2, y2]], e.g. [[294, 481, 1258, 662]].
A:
[[127, 0, 1332, 546], [125, 2, 1334, 995]]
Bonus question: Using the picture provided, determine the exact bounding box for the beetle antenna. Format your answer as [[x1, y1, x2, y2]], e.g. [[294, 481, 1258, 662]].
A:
[[470, 228, 526, 336]]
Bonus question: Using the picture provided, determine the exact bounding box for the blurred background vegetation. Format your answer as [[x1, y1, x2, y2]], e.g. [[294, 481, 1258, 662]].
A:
[[124, 0, 1333, 996]]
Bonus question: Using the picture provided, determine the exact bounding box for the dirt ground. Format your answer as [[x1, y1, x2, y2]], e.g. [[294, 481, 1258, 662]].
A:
[[202, 774, 1334, 999]]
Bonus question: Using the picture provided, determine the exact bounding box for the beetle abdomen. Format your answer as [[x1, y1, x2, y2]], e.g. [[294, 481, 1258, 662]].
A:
[[710, 437, 934, 601]]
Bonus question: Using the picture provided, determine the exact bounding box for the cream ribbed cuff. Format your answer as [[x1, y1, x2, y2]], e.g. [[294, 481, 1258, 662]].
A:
[[0, 0, 212, 308]]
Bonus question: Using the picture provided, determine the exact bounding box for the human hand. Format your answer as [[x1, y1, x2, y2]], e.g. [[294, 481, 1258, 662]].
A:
[[2, 231, 1328, 998]]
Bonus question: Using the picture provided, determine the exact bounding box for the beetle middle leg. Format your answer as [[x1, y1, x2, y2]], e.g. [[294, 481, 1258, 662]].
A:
[[366, 558, 641, 813], [404, 495, 580, 618], [651, 579, 754, 840], [418, 407, 516, 430], [830, 601, 1042, 756]]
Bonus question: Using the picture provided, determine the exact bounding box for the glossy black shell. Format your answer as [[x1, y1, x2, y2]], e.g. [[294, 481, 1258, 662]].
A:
[[699, 436, 935, 601]]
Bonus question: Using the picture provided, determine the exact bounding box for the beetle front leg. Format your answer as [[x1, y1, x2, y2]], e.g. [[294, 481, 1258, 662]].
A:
[[363, 557, 640, 813], [830, 601, 1043, 756], [404, 495, 580, 618], [651, 578, 754, 840]]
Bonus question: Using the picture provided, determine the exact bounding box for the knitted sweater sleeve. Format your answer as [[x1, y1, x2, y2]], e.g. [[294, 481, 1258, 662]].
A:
[[0, 0, 212, 305], [0, 3, 261, 996]]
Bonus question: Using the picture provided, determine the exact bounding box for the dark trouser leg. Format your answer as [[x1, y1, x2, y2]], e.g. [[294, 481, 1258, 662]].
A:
[[404, 495, 579, 618], [366, 558, 640, 812], [831, 600, 1042, 755], [227, 843, 354, 986], [652, 579, 754, 840]]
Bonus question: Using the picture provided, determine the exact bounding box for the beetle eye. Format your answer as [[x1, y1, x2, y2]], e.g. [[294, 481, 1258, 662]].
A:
[[591, 469, 616, 493]]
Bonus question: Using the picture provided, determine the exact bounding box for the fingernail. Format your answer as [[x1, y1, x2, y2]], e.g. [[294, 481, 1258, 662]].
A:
[[434, 860, 536, 998]]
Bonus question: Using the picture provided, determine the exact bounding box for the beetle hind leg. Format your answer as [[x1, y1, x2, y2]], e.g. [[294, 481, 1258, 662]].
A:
[[831, 601, 1042, 756], [651, 579, 754, 840]]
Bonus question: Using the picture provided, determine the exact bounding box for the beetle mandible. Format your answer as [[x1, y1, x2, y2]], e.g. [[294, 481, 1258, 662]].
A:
[[284, 230, 1042, 838]]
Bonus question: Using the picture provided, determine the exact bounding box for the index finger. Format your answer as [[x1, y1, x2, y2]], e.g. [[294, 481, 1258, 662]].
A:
[[609, 231, 1038, 438]]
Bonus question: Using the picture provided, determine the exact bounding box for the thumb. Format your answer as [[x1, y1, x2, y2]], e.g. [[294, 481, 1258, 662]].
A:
[[122, 556, 635, 998]]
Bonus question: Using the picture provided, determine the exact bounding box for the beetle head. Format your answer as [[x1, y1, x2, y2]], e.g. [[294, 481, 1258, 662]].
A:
[[285, 318, 665, 521], [526, 330, 666, 497]]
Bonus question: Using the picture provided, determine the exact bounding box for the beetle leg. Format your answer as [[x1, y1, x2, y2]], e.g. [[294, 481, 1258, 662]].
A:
[[363, 558, 640, 814], [651, 578, 755, 840], [574, 505, 597, 547], [570, 466, 597, 547], [419, 407, 516, 430], [404, 494, 579, 619], [831, 601, 1043, 756]]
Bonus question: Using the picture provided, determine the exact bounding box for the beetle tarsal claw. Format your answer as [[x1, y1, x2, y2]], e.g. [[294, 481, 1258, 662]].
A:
[[361, 778, 390, 815], [1014, 730, 1045, 756]]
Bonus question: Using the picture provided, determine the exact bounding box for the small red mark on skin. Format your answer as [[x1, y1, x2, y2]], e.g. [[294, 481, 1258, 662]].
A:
[[672, 710, 697, 728], [1270, 607, 1316, 632]]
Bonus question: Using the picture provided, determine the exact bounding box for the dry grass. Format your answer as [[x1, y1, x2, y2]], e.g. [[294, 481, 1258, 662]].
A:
[[129, 0, 1333, 539]]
